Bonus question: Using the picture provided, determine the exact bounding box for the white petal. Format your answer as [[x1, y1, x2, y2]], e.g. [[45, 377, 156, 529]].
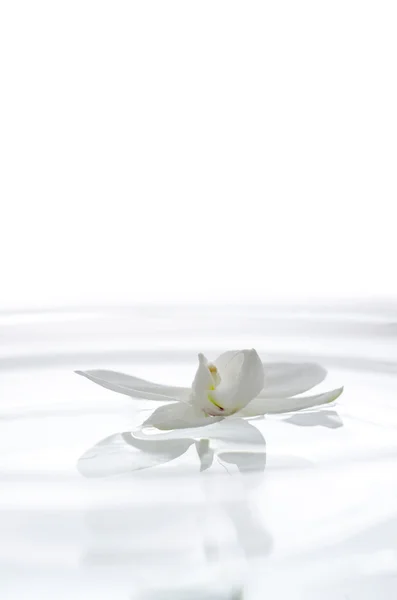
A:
[[212, 349, 264, 412], [214, 350, 243, 378], [259, 362, 327, 398], [77, 431, 193, 477], [142, 401, 223, 430], [189, 353, 231, 416], [190, 353, 215, 407], [239, 386, 344, 417], [75, 369, 189, 402]]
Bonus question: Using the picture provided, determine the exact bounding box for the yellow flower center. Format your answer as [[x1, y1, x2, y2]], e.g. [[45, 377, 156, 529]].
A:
[[207, 392, 224, 411]]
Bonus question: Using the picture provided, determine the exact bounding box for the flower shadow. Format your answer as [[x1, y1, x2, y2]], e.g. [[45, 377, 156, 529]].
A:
[[282, 409, 343, 429]]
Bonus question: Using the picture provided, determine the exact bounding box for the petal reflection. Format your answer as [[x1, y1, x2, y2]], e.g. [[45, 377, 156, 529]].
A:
[[78, 432, 193, 477]]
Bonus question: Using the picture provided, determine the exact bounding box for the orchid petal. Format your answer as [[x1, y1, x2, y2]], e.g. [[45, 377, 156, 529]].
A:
[[142, 401, 223, 430], [75, 369, 189, 402], [211, 349, 265, 412], [215, 356, 326, 398], [77, 431, 193, 477], [239, 386, 344, 417], [259, 362, 327, 398], [214, 350, 243, 379], [189, 353, 218, 411]]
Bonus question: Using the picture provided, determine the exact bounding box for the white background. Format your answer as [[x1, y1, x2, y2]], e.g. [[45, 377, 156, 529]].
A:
[[1, 1, 396, 309]]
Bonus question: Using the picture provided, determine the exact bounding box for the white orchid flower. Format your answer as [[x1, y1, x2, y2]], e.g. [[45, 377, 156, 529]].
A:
[[76, 348, 343, 431]]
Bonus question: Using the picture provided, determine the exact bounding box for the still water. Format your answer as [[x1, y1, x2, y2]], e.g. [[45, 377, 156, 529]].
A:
[[1, 303, 397, 599]]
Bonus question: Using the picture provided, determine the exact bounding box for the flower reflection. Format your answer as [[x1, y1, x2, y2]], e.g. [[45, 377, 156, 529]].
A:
[[78, 418, 267, 478]]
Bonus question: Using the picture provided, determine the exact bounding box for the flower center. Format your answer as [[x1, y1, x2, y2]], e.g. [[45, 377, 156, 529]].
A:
[[207, 392, 224, 411], [206, 363, 224, 412]]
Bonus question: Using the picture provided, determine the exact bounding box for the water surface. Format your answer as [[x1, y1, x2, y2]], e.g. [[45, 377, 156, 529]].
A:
[[1, 303, 397, 599]]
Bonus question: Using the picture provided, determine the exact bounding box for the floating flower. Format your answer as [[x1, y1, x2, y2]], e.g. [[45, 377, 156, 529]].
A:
[[76, 349, 343, 431]]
